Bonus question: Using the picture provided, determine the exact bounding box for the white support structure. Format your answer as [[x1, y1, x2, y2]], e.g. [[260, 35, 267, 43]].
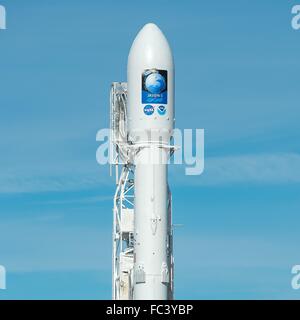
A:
[[110, 82, 174, 300], [111, 82, 134, 300]]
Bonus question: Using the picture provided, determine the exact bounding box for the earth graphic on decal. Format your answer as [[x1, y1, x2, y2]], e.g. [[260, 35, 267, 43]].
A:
[[145, 73, 166, 94]]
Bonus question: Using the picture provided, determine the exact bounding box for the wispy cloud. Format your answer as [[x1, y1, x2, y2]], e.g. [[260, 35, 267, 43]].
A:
[[0, 220, 111, 273], [175, 232, 299, 269], [171, 153, 300, 185], [1, 153, 300, 193], [0, 166, 111, 193], [33, 195, 112, 206]]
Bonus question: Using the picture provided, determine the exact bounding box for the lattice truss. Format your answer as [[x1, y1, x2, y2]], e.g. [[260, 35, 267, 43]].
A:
[[110, 83, 135, 300]]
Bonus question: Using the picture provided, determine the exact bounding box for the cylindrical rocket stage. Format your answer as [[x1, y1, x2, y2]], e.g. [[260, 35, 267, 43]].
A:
[[127, 23, 174, 300], [134, 146, 170, 300]]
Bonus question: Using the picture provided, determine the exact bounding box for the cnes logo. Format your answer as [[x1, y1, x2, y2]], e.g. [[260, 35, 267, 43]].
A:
[[0, 4, 5, 29], [291, 265, 300, 290], [0, 265, 6, 290], [292, 5, 300, 30]]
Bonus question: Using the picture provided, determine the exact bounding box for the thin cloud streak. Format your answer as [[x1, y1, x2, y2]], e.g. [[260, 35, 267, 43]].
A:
[[171, 152, 300, 186], [0, 220, 111, 273], [1, 153, 300, 194]]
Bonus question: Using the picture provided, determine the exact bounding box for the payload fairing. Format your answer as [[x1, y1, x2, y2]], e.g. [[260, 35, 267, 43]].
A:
[[110, 23, 175, 300]]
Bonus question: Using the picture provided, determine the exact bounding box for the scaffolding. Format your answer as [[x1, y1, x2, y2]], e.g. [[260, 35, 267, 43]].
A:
[[110, 82, 135, 300]]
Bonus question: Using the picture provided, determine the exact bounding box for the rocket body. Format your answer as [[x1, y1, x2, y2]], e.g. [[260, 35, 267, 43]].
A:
[[127, 23, 174, 300]]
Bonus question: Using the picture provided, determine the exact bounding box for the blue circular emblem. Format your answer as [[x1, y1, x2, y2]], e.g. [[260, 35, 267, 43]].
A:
[[144, 105, 154, 116], [145, 73, 166, 94], [157, 105, 166, 115]]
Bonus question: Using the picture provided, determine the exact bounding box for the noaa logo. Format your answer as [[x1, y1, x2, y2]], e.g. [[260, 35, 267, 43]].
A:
[[157, 105, 166, 115], [144, 105, 154, 115]]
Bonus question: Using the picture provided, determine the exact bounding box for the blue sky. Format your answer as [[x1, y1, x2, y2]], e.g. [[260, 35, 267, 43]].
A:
[[0, 0, 300, 299]]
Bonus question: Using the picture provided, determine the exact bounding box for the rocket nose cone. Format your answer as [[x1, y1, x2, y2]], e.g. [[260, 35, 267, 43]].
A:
[[139, 22, 163, 36], [135, 23, 165, 41], [128, 23, 173, 68]]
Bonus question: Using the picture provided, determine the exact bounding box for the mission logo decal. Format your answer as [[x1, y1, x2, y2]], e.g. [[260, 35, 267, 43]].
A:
[[142, 69, 168, 104]]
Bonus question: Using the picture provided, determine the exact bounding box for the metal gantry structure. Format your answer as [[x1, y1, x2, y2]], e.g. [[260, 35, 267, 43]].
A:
[[110, 82, 135, 300]]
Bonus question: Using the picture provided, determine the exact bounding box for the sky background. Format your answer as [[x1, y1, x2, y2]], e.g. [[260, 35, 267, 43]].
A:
[[0, 0, 300, 299]]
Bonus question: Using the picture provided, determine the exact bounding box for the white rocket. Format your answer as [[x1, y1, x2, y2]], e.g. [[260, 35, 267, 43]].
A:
[[110, 23, 174, 300], [128, 23, 174, 300]]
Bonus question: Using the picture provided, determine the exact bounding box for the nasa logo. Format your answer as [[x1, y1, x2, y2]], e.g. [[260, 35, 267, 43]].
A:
[[157, 105, 166, 115], [144, 105, 154, 116]]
